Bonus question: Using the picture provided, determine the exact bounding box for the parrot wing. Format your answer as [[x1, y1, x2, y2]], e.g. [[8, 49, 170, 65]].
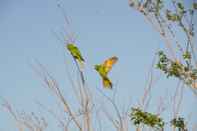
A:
[[103, 56, 118, 74]]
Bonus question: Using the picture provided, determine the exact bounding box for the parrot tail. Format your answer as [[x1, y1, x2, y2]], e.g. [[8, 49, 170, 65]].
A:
[[102, 77, 112, 89]]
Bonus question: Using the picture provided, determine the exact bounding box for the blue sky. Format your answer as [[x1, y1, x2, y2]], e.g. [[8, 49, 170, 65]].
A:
[[0, 0, 197, 130]]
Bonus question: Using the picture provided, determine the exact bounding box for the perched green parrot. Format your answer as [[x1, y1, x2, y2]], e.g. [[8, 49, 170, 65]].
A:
[[66, 43, 85, 65], [95, 56, 118, 89], [67, 43, 85, 84]]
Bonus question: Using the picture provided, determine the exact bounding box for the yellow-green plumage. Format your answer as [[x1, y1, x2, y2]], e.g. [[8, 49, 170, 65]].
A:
[[66, 43, 85, 64], [95, 65, 107, 77], [95, 64, 112, 88], [102, 76, 112, 89], [95, 56, 118, 89]]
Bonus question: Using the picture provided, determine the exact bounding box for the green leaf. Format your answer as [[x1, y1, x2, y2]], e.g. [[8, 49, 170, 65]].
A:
[[177, 2, 184, 11], [166, 10, 180, 22], [193, 3, 197, 9], [171, 117, 187, 130], [183, 51, 191, 60]]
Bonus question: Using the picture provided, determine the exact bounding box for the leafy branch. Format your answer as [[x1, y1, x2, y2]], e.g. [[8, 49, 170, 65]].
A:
[[156, 50, 197, 88], [171, 117, 187, 131], [130, 107, 164, 130]]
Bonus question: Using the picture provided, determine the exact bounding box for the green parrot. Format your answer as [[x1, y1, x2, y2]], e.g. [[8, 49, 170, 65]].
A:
[[94, 56, 118, 89], [66, 43, 85, 65], [67, 43, 85, 84]]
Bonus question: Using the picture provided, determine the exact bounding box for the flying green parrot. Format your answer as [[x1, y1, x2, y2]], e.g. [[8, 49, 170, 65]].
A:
[[66, 43, 85, 66], [95, 56, 118, 89]]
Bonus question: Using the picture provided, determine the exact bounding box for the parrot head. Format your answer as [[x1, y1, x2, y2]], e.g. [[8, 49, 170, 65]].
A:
[[94, 64, 101, 71], [67, 43, 75, 50]]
